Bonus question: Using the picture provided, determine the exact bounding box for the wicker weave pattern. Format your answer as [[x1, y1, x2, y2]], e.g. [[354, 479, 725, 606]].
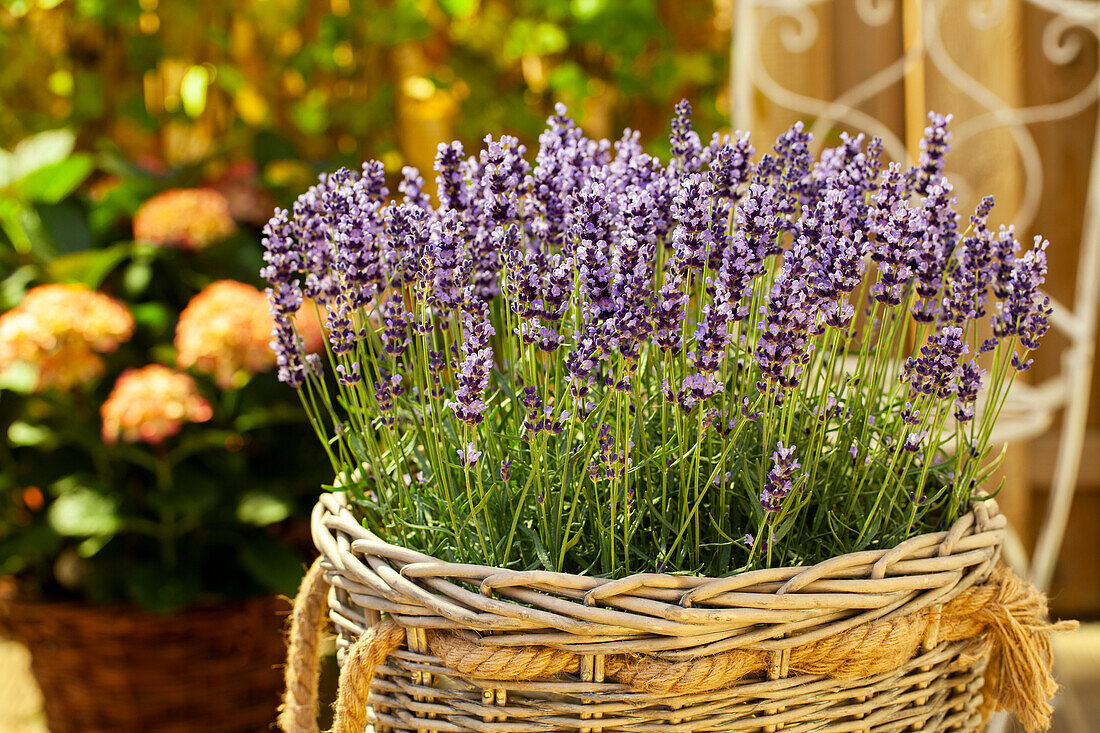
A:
[[312, 492, 1006, 732]]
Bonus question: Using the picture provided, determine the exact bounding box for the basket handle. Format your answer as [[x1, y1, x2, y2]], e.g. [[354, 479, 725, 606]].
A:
[[279, 557, 404, 733], [279, 558, 329, 733]]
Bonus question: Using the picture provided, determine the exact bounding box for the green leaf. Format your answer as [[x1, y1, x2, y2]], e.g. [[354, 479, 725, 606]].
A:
[[8, 129, 76, 183], [0, 362, 38, 393], [130, 301, 172, 332], [46, 242, 132, 287], [8, 421, 56, 448], [17, 155, 95, 204], [291, 90, 329, 136], [520, 525, 554, 571], [237, 532, 305, 596], [77, 534, 112, 558], [439, 0, 478, 18], [122, 259, 153, 296], [37, 201, 92, 253], [0, 199, 53, 257], [0, 149, 13, 189], [0, 265, 36, 309], [47, 487, 121, 537], [180, 65, 211, 118], [237, 491, 292, 526]]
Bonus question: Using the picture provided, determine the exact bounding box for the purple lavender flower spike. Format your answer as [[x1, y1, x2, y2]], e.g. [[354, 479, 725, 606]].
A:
[[480, 134, 529, 226], [370, 375, 402, 426], [565, 325, 604, 409], [735, 183, 786, 261], [910, 112, 953, 195], [993, 237, 1052, 354], [757, 122, 813, 219], [940, 196, 995, 326], [447, 294, 496, 426], [609, 187, 657, 364], [903, 325, 967, 399], [903, 431, 927, 453], [670, 99, 703, 174], [325, 294, 360, 355], [954, 359, 984, 423], [670, 173, 715, 273], [380, 299, 411, 355], [269, 309, 306, 387], [262, 209, 311, 387], [991, 225, 1021, 298], [870, 164, 917, 307], [909, 180, 960, 322], [761, 442, 800, 512], [573, 180, 615, 320], [360, 160, 389, 201], [457, 442, 481, 468], [383, 203, 431, 290], [808, 183, 868, 328], [675, 373, 722, 412], [399, 166, 432, 210], [756, 237, 820, 389], [707, 131, 754, 203], [531, 103, 585, 251], [651, 269, 689, 354], [261, 208, 303, 285], [336, 361, 362, 386], [435, 141, 471, 213], [542, 252, 574, 323], [424, 211, 470, 310], [289, 177, 341, 305]]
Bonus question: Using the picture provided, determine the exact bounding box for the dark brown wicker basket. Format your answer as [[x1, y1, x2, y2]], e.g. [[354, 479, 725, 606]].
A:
[[0, 584, 288, 733]]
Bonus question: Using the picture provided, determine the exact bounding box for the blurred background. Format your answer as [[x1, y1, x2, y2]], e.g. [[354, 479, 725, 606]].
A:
[[0, 0, 1097, 731]]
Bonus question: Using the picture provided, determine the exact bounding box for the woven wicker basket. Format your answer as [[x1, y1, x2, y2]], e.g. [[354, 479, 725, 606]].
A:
[[284, 491, 1068, 733], [0, 587, 288, 733]]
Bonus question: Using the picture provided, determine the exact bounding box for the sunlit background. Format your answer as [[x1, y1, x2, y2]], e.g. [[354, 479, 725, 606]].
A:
[[2, 0, 1099, 731]]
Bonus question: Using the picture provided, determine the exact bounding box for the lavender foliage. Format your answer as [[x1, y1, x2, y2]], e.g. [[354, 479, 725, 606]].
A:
[[263, 103, 1052, 578]]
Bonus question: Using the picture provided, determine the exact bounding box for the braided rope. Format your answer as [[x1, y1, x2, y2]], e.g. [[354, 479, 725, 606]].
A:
[[278, 559, 330, 733], [281, 561, 1073, 733]]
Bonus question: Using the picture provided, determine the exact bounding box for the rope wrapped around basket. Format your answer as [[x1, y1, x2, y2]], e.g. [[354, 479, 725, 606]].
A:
[[280, 557, 1074, 733]]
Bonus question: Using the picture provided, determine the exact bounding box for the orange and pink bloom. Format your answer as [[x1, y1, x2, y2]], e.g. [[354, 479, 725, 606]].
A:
[[101, 364, 213, 444]]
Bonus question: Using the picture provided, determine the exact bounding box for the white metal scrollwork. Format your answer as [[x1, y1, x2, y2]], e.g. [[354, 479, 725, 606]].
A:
[[731, 0, 1100, 595]]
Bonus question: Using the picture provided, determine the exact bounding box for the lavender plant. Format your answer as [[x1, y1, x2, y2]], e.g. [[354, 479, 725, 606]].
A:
[[262, 106, 1051, 577]]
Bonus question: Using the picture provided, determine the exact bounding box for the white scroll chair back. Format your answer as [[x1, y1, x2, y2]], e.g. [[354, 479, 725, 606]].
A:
[[730, 0, 1100, 593]]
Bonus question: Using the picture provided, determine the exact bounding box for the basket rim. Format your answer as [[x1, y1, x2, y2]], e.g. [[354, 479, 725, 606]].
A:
[[313, 490, 1004, 586], [0, 580, 285, 638], [312, 490, 1006, 654]]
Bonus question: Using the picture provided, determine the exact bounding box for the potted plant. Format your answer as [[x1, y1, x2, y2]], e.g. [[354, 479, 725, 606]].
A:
[[0, 144, 332, 733], [269, 104, 1072, 732]]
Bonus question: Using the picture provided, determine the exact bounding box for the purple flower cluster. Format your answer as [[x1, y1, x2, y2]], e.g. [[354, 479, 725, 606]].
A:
[[447, 295, 495, 426], [993, 237, 1052, 355], [260, 101, 1054, 576], [910, 112, 952, 195], [761, 442, 800, 512], [903, 326, 967, 400]]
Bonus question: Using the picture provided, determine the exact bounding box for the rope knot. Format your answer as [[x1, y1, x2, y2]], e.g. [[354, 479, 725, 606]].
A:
[[279, 559, 1074, 733]]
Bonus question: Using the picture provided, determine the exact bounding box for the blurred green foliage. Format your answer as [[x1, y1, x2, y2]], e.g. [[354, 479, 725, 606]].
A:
[[0, 0, 731, 610], [0, 130, 329, 610], [0, 0, 731, 176]]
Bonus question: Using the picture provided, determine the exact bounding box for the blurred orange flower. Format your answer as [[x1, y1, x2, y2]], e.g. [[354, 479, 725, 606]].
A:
[[132, 188, 237, 250], [176, 280, 272, 389], [294, 302, 327, 355], [0, 284, 134, 391], [176, 279, 326, 388], [101, 365, 213, 445]]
